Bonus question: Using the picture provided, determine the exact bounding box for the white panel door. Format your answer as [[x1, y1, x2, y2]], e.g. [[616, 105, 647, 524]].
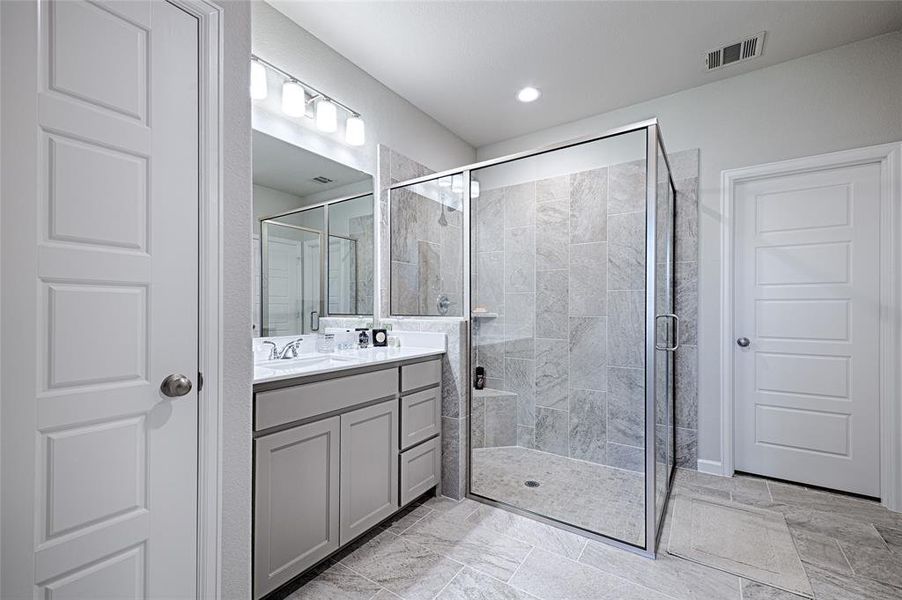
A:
[[734, 163, 881, 496], [1, 1, 199, 597]]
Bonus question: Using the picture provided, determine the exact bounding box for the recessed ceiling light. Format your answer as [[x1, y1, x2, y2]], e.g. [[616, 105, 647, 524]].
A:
[[517, 86, 541, 103]]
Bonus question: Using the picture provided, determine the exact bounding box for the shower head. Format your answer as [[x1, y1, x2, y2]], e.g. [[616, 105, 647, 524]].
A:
[[438, 202, 448, 226]]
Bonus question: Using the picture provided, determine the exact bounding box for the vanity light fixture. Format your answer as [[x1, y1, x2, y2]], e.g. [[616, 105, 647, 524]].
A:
[[315, 98, 338, 132], [250, 60, 268, 100], [451, 174, 463, 194], [517, 86, 541, 103], [281, 81, 306, 117], [250, 54, 365, 146]]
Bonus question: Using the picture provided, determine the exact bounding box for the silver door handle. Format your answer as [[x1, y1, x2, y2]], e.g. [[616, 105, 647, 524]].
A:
[[160, 374, 192, 398], [737, 337, 750, 348], [655, 314, 680, 352]]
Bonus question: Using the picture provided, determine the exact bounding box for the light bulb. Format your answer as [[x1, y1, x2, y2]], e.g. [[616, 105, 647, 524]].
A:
[[315, 98, 338, 132], [451, 174, 463, 194], [282, 81, 305, 117], [517, 86, 541, 103], [471, 180, 481, 198], [345, 115, 365, 146], [250, 61, 267, 100]]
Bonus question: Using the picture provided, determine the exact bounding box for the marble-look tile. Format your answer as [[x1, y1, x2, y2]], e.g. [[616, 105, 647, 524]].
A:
[[389, 190, 416, 263], [569, 389, 606, 464], [535, 407, 568, 457], [442, 416, 461, 499], [535, 338, 568, 409], [476, 337, 504, 383], [535, 200, 569, 271], [504, 226, 535, 294], [340, 530, 463, 600], [838, 540, 902, 588], [504, 293, 535, 358], [782, 507, 888, 550], [607, 291, 644, 368], [517, 425, 535, 449], [381, 503, 435, 536], [569, 241, 607, 317], [505, 358, 535, 427], [608, 159, 646, 215], [607, 366, 645, 447], [675, 260, 698, 345], [806, 563, 902, 600], [511, 548, 671, 600], [287, 561, 384, 600], [436, 567, 538, 600], [675, 345, 698, 430], [580, 540, 742, 600], [535, 270, 568, 340], [768, 482, 901, 529], [570, 167, 607, 243], [503, 181, 536, 229], [485, 395, 517, 447], [440, 224, 462, 292], [875, 524, 902, 552], [390, 149, 430, 183], [676, 427, 698, 469], [668, 148, 699, 182], [739, 580, 807, 600], [417, 241, 441, 314], [470, 395, 486, 449], [467, 504, 587, 560], [476, 188, 504, 253], [569, 316, 607, 391], [391, 261, 418, 314], [790, 529, 852, 576], [402, 512, 532, 581], [536, 174, 570, 203], [476, 252, 504, 314], [606, 442, 644, 472], [607, 211, 646, 291], [675, 178, 699, 263]]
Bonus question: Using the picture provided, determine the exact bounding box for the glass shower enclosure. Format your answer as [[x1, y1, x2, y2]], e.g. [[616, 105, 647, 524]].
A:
[[389, 119, 678, 556]]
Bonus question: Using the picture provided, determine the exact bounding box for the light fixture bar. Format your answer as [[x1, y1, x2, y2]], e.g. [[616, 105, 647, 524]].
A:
[[251, 54, 361, 118]]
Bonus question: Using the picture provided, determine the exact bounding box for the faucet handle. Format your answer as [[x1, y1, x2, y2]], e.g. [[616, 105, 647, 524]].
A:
[[261, 340, 278, 360]]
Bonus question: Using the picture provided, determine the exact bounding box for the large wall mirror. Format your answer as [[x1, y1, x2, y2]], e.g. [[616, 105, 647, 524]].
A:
[[253, 130, 373, 336]]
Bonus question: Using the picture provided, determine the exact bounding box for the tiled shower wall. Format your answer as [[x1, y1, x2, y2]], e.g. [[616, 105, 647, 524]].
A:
[[472, 150, 699, 471]]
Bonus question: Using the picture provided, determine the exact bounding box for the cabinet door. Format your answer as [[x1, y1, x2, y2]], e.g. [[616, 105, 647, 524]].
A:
[[340, 400, 399, 545], [254, 417, 340, 599]]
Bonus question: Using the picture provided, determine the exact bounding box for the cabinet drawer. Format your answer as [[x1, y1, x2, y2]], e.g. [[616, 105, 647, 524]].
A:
[[255, 368, 398, 431], [400, 387, 441, 450], [399, 436, 441, 506], [400, 359, 441, 392]]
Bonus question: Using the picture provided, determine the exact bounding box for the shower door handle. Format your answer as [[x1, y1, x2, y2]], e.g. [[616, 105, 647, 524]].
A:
[[654, 314, 680, 352]]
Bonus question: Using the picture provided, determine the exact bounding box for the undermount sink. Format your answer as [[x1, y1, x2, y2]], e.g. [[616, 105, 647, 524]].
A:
[[256, 354, 359, 371]]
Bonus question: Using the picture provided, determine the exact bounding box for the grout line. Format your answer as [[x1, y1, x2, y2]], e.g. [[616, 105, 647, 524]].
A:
[[506, 546, 535, 584], [430, 565, 466, 600], [576, 538, 589, 562], [835, 537, 857, 574]]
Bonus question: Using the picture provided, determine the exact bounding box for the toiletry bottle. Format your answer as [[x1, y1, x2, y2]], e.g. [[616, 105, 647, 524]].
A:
[[474, 366, 486, 390]]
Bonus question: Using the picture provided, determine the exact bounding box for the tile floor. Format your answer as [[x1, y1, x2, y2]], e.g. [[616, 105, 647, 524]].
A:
[[470, 446, 645, 545], [281, 468, 902, 600]]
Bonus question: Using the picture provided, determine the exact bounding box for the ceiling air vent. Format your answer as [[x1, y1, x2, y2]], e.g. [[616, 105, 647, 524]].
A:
[[704, 31, 765, 72], [312, 176, 334, 184]]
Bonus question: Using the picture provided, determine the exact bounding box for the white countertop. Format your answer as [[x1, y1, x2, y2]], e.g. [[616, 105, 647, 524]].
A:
[[253, 345, 445, 385]]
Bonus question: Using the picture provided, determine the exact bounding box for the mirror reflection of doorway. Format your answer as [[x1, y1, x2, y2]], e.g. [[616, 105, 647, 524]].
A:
[[262, 222, 323, 336]]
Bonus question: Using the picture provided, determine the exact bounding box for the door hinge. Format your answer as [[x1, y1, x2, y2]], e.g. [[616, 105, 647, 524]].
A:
[[197, 371, 204, 392]]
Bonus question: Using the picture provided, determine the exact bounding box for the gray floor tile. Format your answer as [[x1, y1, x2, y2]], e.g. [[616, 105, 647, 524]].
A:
[[402, 510, 532, 580], [740, 579, 809, 600], [287, 561, 383, 600], [339, 530, 464, 600], [806, 563, 902, 600], [875, 523, 902, 552], [790, 529, 852, 576], [466, 504, 587, 560], [380, 503, 433, 535], [838, 539, 902, 589], [435, 567, 539, 600]]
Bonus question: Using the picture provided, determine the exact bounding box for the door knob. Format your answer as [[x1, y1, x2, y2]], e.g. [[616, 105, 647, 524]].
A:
[[160, 374, 193, 397], [737, 337, 751, 348]]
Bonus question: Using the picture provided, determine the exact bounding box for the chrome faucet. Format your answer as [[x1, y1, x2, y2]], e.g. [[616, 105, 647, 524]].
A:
[[278, 338, 305, 359]]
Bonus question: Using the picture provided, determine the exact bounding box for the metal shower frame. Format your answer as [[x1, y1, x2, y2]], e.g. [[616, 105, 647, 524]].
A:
[[386, 118, 678, 558]]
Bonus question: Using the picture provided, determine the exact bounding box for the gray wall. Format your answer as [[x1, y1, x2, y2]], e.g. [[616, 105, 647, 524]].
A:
[[476, 32, 902, 469]]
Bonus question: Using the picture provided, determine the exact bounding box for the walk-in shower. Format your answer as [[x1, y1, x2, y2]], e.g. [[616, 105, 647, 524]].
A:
[[389, 119, 678, 556]]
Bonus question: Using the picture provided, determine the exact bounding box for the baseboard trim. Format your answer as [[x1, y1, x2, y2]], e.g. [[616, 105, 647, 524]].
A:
[[697, 459, 725, 476]]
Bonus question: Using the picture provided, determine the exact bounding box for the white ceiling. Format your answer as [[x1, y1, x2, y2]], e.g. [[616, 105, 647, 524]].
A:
[[252, 129, 370, 197], [267, 0, 902, 147]]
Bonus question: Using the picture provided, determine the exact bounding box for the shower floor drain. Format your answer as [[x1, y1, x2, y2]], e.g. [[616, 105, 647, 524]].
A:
[[524, 480, 541, 488]]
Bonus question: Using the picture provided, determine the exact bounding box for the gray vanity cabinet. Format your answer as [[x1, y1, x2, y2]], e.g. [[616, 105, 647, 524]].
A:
[[254, 416, 340, 598], [339, 399, 399, 544]]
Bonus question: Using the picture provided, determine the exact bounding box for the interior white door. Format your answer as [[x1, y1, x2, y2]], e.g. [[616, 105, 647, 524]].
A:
[[734, 162, 882, 496], [1, 1, 200, 597]]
